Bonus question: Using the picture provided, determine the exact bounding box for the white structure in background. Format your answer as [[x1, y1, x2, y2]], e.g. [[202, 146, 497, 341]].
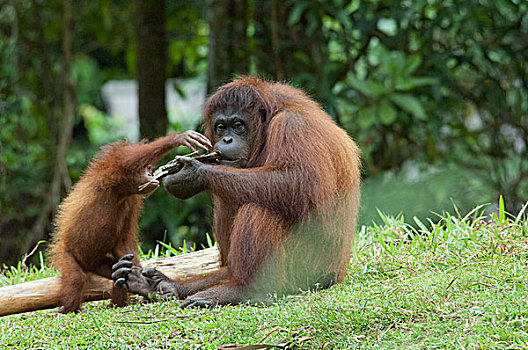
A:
[[101, 79, 206, 142]]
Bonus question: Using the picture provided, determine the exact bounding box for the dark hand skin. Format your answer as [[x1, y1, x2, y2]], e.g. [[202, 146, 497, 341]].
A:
[[111, 255, 179, 300], [136, 130, 211, 197], [179, 284, 244, 308], [112, 255, 158, 299], [141, 268, 181, 297], [162, 157, 208, 199]]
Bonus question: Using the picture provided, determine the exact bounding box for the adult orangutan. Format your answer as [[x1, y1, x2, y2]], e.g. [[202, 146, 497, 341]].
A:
[[112, 76, 361, 307]]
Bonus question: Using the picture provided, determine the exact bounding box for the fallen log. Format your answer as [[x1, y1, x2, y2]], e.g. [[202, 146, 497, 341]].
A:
[[0, 247, 220, 317]]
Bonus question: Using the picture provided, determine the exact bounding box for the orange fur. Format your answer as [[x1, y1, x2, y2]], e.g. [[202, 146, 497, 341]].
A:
[[172, 76, 361, 304], [48, 133, 193, 313]]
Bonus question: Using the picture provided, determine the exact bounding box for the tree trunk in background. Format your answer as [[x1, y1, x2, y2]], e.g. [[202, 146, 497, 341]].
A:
[[206, 0, 248, 93], [253, 1, 331, 110], [32, 0, 57, 143], [253, 0, 274, 79], [253, 1, 299, 81], [136, 0, 168, 139], [60, 0, 74, 193]]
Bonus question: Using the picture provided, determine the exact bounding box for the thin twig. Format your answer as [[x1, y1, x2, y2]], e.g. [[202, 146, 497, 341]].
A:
[[445, 277, 457, 294], [445, 260, 488, 272], [376, 323, 394, 343], [21, 241, 44, 268], [258, 326, 288, 344], [472, 282, 497, 289], [114, 310, 218, 325], [479, 274, 500, 281]]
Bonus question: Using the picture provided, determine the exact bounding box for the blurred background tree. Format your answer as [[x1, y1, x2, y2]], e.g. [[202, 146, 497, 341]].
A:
[[0, 0, 526, 265]]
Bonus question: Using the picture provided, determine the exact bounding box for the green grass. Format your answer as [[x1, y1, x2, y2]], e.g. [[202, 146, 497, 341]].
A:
[[1, 204, 527, 349], [0, 244, 59, 287]]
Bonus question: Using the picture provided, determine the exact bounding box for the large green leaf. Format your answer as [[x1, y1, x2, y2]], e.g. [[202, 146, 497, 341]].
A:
[[358, 105, 377, 129], [380, 50, 406, 76], [377, 18, 397, 36], [395, 77, 438, 91], [348, 75, 388, 97], [403, 54, 423, 76], [379, 99, 397, 125], [288, 1, 311, 26], [389, 93, 427, 120], [345, 0, 360, 14]]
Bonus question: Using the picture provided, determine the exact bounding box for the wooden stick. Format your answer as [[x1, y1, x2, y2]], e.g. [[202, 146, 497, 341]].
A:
[[0, 247, 220, 317]]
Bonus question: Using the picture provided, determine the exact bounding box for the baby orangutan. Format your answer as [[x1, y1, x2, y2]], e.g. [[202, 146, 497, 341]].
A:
[[48, 131, 211, 313]]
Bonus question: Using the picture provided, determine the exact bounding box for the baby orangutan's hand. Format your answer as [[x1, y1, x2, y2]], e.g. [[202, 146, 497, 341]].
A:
[[172, 130, 212, 153], [112, 254, 159, 300]]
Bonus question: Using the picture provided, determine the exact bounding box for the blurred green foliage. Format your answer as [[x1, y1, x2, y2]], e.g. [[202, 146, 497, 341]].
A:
[[1, 0, 527, 264], [274, 0, 527, 220], [288, 0, 528, 201]]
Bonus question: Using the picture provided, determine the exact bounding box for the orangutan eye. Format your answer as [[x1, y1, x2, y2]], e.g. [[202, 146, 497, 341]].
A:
[[146, 167, 153, 177], [216, 123, 226, 134], [233, 121, 245, 132]]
